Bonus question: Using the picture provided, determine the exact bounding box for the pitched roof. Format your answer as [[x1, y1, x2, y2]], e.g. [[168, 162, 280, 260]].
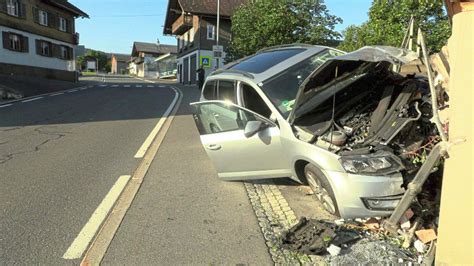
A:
[[132, 42, 177, 56], [112, 54, 131, 62], [42, 0, 89, 18], [163, 0, 247, 34]]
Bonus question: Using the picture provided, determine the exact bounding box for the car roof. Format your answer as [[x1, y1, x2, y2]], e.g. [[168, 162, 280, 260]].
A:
[[209, 44, 329, 84]]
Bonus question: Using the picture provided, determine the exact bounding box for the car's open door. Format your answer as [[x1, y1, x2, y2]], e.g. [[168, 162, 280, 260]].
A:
[[191, 101, 292, 181]]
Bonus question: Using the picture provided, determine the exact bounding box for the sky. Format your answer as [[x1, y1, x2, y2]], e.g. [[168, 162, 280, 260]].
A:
[[70, 0, 372, 55]]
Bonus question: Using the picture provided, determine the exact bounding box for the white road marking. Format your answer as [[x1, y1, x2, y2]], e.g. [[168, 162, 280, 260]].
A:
[[147, 85, 153, 88], [80, 87, 88, 91], [62, 175, 132, 260], [111, 85, 118, 88], [50, 92, 65, 96], [135, 85, 142, 88], [99, 85, 107, 87], [134, 87, 179, 158], [68, 89, 78, 93], [124, 85, 130, 88], [0, 104, 13, 108], [22, 97, 43, 103], [159, 85, 165, 88]]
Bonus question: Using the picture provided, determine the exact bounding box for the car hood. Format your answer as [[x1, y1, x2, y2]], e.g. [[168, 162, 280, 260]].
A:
[[288, 46, 419, 124]]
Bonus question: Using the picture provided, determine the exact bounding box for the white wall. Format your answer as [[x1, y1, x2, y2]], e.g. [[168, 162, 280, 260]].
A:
[[177, 49, 227, 83], [0, 25, 75, 71]]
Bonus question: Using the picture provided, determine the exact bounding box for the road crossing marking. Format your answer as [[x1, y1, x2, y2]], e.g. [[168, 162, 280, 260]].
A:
[[99, 85, 107, 87], [0, 104, 13, 108], [111, 85, 119, 88], [124, 85, 130, 88], [134, 87, 180, 158], [62, 175, 132, 259], [147, 85, 154, 88], [21, 97, 43, 103], [135, 85, 142, 88]]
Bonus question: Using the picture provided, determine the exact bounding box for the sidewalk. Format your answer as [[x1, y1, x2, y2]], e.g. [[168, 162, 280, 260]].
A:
[[101, 84, 272, 264]]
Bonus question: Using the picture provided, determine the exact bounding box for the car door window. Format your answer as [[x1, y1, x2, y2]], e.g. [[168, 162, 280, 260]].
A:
[[194, 102, 266, 135], [241, 83, 272, 119], [217, 80, 236, 103], [202, 80, 216, 100]]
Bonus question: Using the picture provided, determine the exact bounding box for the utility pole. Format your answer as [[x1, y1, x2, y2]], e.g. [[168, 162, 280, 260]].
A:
[[216, 0, 220, 70]]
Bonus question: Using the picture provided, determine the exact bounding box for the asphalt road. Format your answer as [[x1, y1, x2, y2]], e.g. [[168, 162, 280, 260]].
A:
[[0, 76, 272, 264], [0, 77, 175, 264]]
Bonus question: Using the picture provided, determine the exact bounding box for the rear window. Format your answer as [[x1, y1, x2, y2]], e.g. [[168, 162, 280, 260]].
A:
[[230, 48, 305, 74]]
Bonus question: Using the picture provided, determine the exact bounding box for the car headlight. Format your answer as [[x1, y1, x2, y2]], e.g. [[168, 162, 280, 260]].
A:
[[339, 151, 404, 175]]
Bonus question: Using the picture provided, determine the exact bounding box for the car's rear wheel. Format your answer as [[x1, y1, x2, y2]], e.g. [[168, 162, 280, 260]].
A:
[[304, 164, 340, 217]]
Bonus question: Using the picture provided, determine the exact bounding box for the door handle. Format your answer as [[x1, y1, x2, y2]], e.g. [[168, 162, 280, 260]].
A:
[[207, 144, 221, 150]]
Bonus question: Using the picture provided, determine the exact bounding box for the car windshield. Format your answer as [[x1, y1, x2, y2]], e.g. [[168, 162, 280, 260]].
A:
[[230, 48, 305, 74], [260, 49, 343, 118]]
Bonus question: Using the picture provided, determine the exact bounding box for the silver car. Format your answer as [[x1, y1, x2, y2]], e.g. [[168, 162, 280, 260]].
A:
[[191, 44, 437, 218]]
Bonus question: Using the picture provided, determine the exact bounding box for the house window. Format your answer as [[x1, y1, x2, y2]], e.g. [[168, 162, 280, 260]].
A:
[[59, 17, 67, 32], [38, 10, 48, 26], [207, 24, 215, 40], [6, 0, 19, 16], [37, 41, 51, 56], [9, 34, 20, 50], [60, 45, 71, 60]]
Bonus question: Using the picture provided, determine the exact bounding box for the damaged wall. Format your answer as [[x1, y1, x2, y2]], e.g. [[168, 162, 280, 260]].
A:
[[436, 2, 474, 264]]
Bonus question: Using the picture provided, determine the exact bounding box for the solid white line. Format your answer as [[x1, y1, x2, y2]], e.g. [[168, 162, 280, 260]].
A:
[[62, 175, 132, 260], [134, 87, 179, 158], [0, 104, 13, 108], [50, 92, 64, 96], [68, 89, 78, 93], [80, 87, 87, 91], [22, 97, 43, 103]]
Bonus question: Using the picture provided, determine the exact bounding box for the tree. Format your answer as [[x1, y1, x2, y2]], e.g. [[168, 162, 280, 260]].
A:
[[227, 0, 342, 60], [338, 0, 451, 53], [85, 49, 109, 72]]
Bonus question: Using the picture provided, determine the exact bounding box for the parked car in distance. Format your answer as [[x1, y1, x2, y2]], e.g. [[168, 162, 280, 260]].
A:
[[191, 44, 439, 219]]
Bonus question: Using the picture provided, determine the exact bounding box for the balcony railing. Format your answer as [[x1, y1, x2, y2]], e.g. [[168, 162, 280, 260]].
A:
[[172, 14, 193, 35]]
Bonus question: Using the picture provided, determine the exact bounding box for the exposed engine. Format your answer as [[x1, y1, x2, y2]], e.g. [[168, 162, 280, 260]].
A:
[[294, 70, 442, 177]]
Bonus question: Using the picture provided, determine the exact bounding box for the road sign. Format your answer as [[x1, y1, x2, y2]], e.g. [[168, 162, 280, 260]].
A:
[[213, 45, 224, 58], [200, 56, 212, 68]]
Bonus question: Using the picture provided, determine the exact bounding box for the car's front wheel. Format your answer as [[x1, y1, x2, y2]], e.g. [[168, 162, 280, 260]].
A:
[[304, 164, 340, 217]]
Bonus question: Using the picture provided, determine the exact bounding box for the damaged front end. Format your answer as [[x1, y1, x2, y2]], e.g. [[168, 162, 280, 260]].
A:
[[290, 46, 443, 185]]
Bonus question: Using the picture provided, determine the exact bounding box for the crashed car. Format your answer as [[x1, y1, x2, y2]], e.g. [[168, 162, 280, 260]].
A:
[[191, 44, 440, 218]]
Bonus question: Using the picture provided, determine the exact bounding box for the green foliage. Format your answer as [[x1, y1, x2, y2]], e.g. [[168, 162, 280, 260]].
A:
[[338, 0, 451, 53], [227, 0, 342, 60], [85, 49, 109, 71]]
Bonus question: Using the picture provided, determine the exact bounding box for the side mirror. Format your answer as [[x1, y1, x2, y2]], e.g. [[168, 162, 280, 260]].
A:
[[244, 120, 264, 138]]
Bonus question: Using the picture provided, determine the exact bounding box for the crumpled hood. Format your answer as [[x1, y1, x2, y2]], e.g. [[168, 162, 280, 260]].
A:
[[288, 46, 419, 124]]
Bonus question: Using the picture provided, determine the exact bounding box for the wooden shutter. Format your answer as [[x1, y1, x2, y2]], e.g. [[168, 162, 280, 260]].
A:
[[2, 31, 9, 49], [66, 19, 72, 33], [21, 35, 28, 52], [32, 7, 39, 23], [48, 12, 57, 28], [35, 39, 42, 55], [52, 43, 60, 58], [68, 47, 73, 60], [0, 0, 7, 13], [19, 2, 26, 18]]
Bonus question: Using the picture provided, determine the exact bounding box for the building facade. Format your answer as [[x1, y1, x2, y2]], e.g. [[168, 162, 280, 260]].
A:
[[129, 41, 176, 78], [0, 0, 88, 81], [163, 0, 245, 85], [111, 53, 129, 74]]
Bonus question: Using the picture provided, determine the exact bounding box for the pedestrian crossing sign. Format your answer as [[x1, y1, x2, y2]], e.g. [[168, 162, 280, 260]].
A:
[[200, 56, 212, 68]]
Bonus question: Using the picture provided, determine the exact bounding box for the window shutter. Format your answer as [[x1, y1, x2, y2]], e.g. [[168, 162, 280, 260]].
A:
[[52, 43, 60, 58], [0, 0, 7, 13], [21, 35, 28, 52], [32, 7, 39, 23], [66, 19, 72, 33], [2, 31, 9, 49], [35, 39, 41, 55], [19, 3, 26, 18], [68, 47, 73, 60], [48, 13, 57, 28]]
